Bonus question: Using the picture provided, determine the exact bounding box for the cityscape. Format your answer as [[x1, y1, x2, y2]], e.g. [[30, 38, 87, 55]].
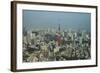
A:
[[22, 10, 91, 62], [23, 24, 91, 62]]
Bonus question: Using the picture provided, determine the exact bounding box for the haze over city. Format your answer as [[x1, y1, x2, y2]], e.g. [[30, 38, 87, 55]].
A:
[[23, 10, 91, 32]]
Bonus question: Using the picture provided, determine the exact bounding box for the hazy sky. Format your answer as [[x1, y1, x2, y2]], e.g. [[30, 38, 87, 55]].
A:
[[23, 10, 91, 32]]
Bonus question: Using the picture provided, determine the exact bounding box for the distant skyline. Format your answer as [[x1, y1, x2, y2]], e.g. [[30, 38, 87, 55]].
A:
[[23, 10, 91, 32]]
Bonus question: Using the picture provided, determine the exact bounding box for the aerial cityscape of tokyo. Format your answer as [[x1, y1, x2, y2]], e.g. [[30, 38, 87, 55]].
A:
[[22, 10, 91, 62]]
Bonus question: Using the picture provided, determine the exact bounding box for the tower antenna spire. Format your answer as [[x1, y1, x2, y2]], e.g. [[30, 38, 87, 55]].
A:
[[58, 24, 60, 32]]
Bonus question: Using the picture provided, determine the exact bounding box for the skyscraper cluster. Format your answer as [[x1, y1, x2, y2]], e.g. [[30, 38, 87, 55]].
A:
[[23, 24, 91, 62]]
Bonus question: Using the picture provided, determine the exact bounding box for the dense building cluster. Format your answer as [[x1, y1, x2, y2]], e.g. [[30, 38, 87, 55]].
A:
[[23, 25, 91, 62]]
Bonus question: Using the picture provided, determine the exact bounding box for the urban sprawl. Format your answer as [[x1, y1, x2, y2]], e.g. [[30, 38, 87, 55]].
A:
[[23, 24, 91, 62]]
